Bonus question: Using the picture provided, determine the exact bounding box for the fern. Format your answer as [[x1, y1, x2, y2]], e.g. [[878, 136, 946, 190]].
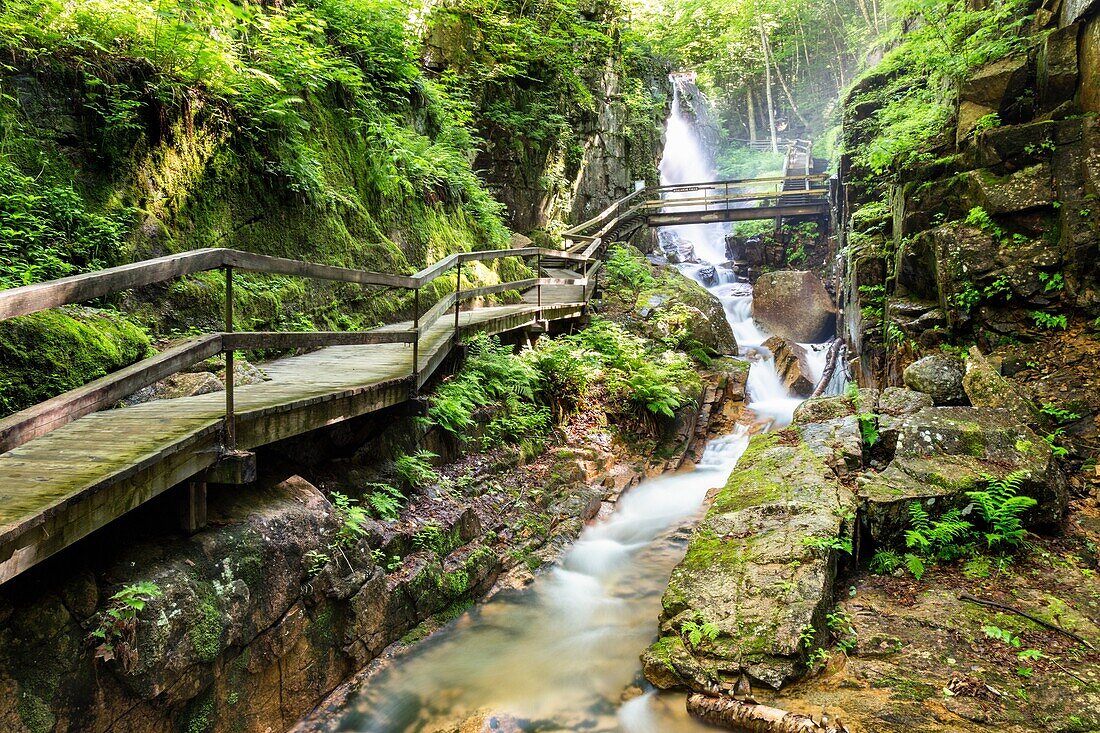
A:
[[905, 553, 926, 580], [681, 616, 720, 649], [365, 482, 404, 521], [394, 450, 439, 490], [967, 471, 1036, 550]]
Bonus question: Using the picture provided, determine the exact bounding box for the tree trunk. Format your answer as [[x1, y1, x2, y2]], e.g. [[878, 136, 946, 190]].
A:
[[747, 87, 758, 142], [758, 20, 778, 154], [767, 38, 809, 128], [687, 694, 850, 733]]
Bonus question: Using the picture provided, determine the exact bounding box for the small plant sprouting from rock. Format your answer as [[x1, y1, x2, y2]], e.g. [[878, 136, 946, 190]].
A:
[[799, 624, 829, 667], [92, 581, 162, 671], [1039, 402, 1080, 424], [395, 450, 440, 491], [890, 471, 1035, 579], [857, 412, 879, 448], [802, 533, 853, 556], [331, 491, 369, 549], [680, 612, 720, 649], [826, 610, 857, 655]]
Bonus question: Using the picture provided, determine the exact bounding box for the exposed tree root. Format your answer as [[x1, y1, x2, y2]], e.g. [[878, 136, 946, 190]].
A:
[[687, 693, 850, 733]]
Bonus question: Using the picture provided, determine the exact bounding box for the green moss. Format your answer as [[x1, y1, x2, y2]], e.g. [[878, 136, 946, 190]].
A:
[[648, 635, 686, 673], [189, 598, 224, 664], [0, 307, 151, 417], [307, 605, 338, 648], [16, 693, 55, 733], [181, 686, 216, 733]]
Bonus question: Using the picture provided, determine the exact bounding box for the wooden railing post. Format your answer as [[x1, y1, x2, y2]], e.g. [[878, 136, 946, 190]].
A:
[[453, 258, 462, 343], [536, 250, 542, 316], [224, 265, 236, 451], [412, 287, 420, 396]]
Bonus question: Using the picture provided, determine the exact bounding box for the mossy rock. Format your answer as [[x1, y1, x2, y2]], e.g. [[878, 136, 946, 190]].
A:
[[0, 306, 150, 417]]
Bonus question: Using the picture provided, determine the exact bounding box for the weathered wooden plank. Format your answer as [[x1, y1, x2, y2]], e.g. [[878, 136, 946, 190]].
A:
[[460, 279, 538, 301], [645, 203, 828, 227], [0, 334, 223, 454]]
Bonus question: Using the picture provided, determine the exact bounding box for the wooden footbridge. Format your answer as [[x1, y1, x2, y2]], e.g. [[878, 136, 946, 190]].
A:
[[0, 166, 832, 585]]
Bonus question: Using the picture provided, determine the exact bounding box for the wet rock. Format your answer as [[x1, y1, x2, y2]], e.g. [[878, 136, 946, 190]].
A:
[[798, 415, 864, 477], [959, 55, 1029, 110], [1038, 24, 1080, 111], [858, 407, 1068, 541], [903, 354, 967, 405], [752, 270, 836, 343], [962, 346, 1043, 425], [646, 433, 856, 691], [763, 336, 815, 397]]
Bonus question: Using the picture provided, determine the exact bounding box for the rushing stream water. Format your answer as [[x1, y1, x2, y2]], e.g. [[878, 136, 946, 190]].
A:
[[311, 75, 841, 733]]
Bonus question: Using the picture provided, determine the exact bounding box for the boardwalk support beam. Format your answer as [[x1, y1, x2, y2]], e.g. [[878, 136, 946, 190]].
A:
[[180, 481, 207, 534]]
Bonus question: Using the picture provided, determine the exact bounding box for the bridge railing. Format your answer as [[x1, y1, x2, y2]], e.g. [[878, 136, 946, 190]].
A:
[[0, 245, 596, 455]]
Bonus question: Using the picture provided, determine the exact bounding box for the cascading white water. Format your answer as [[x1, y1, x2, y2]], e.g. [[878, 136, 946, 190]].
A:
[[659, 79, 729, 264]]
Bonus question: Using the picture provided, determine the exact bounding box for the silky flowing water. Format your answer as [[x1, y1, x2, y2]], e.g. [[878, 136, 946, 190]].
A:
[[310, 75, 840, 733]]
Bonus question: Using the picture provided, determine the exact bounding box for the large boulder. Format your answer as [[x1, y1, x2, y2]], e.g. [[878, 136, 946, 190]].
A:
[[903, 354, 967, 405], [762, 336, 816, 397], [959, 55, 1029, 109], [643, 433, 856, 691], [752, 271, 836, 343], [636, 276, 738, 355], [858, 407, 1068, 542]]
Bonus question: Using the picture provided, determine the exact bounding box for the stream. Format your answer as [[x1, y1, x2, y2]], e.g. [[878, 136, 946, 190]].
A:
[[309, 75, 842, 733]]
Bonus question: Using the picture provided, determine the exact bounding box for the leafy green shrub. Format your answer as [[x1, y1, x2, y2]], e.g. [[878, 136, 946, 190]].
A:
[[905, 501, 973, 563], [523, 338, 599, 421], [870, 549, 902, 574], [1030, 311, 1067, 330], [330, 492, 368, 548], [394, 450, 439, 491], [605, 245, 655, 292], [680, 613, 720, 649]]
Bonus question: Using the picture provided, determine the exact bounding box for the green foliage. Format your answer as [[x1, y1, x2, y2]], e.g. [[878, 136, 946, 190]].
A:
[[1030, 311, 1067, 330], [330, 491, 368, 549], [802, 534, 854, 555], [849, 0, 1034, 175], [952, 281, 982, 313], [826, 610, 857, 654], [972, 112, 1001, 133], [857, 412, 879, 447], [1040, 402, 1080, 423], [568, 318, 700, 423], [91, 581, 162, 671], [412, 521, 451, 557], [1038, 272, 1064, 293], [0, 160, 131, 289], [983, 624, 1022, 647], [905, 501, 974, 563], [0, 0, 509, 239], [365, 482, 405, 522], [394, 450, 439, 491], [966, 471, 1036, 550], [870, 549, 902, 574], [605, 245, 655, 293]]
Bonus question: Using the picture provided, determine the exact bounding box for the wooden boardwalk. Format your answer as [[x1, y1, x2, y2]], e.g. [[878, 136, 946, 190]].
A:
[[0, 283, 584, 583], [0, 168, 830, 585]]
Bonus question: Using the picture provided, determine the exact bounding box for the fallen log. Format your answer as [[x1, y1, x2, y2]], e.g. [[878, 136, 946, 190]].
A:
[[810, 339, 846, 399], [687, 693, 850, 733]]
